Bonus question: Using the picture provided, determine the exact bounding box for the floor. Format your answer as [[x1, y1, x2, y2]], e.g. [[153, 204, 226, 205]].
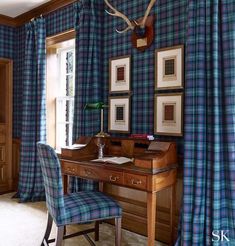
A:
[[0, 193, 166, 246]]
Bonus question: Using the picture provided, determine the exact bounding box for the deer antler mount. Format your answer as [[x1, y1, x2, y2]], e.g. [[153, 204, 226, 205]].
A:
[[105, 0, 156, 51]]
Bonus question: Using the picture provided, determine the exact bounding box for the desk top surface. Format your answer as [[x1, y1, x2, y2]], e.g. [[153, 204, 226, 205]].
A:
[[60, 136, 178, 174]]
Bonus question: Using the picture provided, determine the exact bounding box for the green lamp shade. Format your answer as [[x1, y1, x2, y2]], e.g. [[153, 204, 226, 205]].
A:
[[84, 102, 108, 110], [84, 101, 110, 137]]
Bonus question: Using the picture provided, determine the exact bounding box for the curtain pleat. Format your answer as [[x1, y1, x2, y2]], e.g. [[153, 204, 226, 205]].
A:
[[176, 1, 235, 244], [18, 18, 46, 202], [73, 0, 104, 138], [70, 0, 104, 192]]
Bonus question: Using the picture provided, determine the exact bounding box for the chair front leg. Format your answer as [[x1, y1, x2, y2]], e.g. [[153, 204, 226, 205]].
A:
[[41, 212, 53, 246], [94, 221, 100, 241], [55, 226, 64, 246], [115, 217, 122, 246]]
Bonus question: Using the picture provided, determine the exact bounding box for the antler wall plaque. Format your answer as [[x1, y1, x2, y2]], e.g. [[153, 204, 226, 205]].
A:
[[104, 0, 156, 51]]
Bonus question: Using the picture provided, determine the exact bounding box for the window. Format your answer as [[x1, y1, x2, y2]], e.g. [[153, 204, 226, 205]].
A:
[[46, 30, 76, 151], [56, 47, 75, 150]]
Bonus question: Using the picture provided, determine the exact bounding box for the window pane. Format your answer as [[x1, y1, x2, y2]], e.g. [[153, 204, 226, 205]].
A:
[[66, 51, 74, 74], [66, 124, 70, 146], [56, 97, 74, 149], [66, 74, 74, 96], [55, 44, 75, 150]]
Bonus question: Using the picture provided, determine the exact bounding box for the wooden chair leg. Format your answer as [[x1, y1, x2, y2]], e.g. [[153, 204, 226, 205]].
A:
[[41, 212, 53, 246], [64, 225, 66, 236], [115, 217, 122, 246], [55, 226, 64, 246], [94, 221, 99, 241]]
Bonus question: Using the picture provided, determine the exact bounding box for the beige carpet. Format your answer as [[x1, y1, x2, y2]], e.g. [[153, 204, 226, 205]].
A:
[[0, 193, 166, 246]]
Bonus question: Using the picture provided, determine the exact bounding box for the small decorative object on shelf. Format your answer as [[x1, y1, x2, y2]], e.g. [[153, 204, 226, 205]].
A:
[[130, 134, 148, 139], [129, 134, 154, 140], [95, 137, 105, 159], [147, 135, 154, 140], [84, 102, 110, 137]]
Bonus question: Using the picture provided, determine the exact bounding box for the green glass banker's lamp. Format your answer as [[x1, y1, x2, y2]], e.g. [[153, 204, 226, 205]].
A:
[[84, 102, 110, 138]]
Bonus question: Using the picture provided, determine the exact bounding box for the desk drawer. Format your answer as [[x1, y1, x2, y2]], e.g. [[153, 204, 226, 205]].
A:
[[79, 166, 102, 180], [103, 170, 123, 185], [124, 173, 147, 190], [62, 162, 79, 176]]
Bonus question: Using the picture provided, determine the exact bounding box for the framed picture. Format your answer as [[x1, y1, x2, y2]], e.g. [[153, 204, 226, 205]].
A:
[[154, 93, 183, 136], [155, 45, 184, 90], [109, 96, 130, 133], [109, 55, 131, 93]]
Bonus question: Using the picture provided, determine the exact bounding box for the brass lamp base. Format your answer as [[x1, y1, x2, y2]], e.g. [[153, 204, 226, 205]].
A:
[[95, 131, 110, 138]]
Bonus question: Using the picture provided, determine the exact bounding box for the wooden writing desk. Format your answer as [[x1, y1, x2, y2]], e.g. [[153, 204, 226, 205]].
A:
[[60, 137, 178, 246]]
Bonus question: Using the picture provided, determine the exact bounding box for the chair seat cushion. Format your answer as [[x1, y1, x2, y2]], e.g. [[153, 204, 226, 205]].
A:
[[57, 191, 122, 226]]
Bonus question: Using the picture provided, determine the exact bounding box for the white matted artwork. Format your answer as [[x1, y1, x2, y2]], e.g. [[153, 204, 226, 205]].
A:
[[154, 93, 183, 136], [155, 45, 184, 90], [109, 96, 130, 133], [109, 55, 131, 93]]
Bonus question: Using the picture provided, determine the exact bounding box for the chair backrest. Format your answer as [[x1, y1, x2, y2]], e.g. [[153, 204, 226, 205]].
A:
[[37, 142, 65, 224]]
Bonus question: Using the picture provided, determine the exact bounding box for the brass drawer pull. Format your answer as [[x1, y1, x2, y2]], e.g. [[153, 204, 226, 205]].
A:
[[109, 175, 118, 182], [84, 169, 92, 176], [131, 179, 142, 185], [66, 167, 76, 174]]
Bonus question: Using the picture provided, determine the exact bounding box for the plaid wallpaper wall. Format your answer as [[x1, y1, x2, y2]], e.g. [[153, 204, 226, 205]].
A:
[[0, 25, 15, 59], [13, 26, 25, 138], [45, 3, 74, 37], [103, 0, 187, 154], [12, 0, 188, 154]]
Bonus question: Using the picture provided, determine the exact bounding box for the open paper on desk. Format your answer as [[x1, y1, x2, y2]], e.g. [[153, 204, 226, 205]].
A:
[[92, 157, 133, 164], [63, 144, 86, 150]]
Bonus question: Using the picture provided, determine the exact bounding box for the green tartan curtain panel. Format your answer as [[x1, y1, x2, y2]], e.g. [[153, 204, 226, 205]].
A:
[[70, 0, 104, 192], [73, 0, 104, 139], [176, 1, 235, 245], [18, 18, 46, 202]]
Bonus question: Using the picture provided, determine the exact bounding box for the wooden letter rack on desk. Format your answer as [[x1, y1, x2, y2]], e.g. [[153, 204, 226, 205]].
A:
[[60, 137, 178, 246]]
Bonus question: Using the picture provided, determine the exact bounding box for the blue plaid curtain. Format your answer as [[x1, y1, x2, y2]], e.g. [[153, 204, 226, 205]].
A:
[[70, 0, 104, 192], [18, 18, 46, 202], [73, 0, 104, 138], [176, 1, 235, 245]]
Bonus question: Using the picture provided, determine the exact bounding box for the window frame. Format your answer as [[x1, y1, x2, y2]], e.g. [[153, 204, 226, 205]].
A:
[[46, 29, 76, 150]]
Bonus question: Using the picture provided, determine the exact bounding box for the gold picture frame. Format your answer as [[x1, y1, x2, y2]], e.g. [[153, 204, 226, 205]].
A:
[[108, 96, 130, 133], [109, 55, 131, 93], [154, 93, 183, 136], [155, 45, 184, 90]]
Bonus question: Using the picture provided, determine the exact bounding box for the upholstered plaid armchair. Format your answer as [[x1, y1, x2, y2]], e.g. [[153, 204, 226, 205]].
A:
[[37, 142, 122, 246]]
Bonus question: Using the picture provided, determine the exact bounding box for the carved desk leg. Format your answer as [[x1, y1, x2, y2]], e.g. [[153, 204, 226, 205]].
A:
[[147, 192, 157, 246]]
